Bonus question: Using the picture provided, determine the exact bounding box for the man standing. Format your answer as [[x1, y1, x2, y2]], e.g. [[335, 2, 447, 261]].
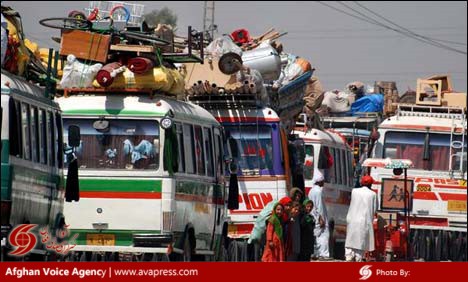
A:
[[345, 175, 377, 262], [308, 170, 330, 259]]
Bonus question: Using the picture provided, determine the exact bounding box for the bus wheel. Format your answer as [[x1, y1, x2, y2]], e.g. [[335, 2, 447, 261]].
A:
[[183, 228, 195, 262]]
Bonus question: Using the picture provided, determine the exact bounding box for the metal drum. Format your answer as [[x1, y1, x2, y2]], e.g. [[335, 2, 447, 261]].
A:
[[242, 45, 282, 81]]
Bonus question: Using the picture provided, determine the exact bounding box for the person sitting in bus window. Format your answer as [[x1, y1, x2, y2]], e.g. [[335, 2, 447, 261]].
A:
[[262, 202, 285, 262]]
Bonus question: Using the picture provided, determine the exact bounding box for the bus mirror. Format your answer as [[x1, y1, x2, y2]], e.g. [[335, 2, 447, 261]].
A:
[[65, 156, 80, 202], [68, 125, 81, 148], [228, 138, 239, 158], [423, 129, 430, 160]]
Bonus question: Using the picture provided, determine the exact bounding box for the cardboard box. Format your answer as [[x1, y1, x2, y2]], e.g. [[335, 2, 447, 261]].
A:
[[442, 92, 467, 110], [60, 30, 110, 63]]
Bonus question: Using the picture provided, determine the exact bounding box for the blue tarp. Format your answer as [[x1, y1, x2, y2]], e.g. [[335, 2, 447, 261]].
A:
[[350, 94, 384, 114]]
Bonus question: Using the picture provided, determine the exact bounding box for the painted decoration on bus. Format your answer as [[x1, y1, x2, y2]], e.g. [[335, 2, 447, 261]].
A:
[[380, 178, 414, 211], [231, 192, 274, 213]]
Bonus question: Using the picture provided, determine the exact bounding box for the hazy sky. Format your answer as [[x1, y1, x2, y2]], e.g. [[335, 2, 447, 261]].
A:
[[3, 1, 467, 92]]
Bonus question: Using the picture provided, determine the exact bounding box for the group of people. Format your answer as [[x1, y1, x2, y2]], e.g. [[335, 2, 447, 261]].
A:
[[261, 172, 330, 262], [261, 171, 377, 262]]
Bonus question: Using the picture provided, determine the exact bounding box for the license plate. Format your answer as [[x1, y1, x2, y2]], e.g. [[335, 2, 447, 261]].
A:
[[86, 234, 115, 246], [448, 200, 467, 212]]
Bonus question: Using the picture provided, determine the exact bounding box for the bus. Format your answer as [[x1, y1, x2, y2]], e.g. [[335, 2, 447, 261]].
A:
[[368, 103, 467, 261], [294, 124, 354, 259], [56, 91, 226, 261], [1, 70, 78, 260]]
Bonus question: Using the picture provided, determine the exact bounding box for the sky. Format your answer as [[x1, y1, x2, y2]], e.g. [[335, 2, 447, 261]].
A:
[[3, 1, 467, 93]]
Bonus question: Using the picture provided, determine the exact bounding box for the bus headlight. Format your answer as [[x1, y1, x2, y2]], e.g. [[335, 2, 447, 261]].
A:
[[161, 117, 173, 130]]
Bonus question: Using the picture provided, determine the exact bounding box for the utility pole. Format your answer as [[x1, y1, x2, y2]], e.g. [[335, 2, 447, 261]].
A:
[[203, 1, 217, 42]]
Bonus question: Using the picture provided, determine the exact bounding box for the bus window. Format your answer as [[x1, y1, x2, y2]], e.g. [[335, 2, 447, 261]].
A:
[[175, 123, 185, 173], [183, 124, 195, 174], [39, 109, 47, 164], [194, 125, 205, 175], [30, 106, 39, 163], [384, 131, 467, 171], [224, 125, 274, 175], [214, 128, 223, 180], [304, 145, 314, 180], [21, 103, 31, 160], [48, 112, 56, 167], [9, 99, 22, 158], [56, 113, 64, 168], [63, 119, 159, 170], [203, 127, 214, 177]]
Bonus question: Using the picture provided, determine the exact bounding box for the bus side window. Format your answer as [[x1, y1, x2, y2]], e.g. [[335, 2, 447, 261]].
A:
[[183, 124, 195, 174], [30, 106, 39, 163], [21, 103, 31, 161], [39, 109, 48, 164], [9, 99, 22, 158], [175, 123, 185, 173], [194, 125, 205, 176], [214, 128, 222, 181], [204, 127, 214, 177], [55, 113, 63, 168]]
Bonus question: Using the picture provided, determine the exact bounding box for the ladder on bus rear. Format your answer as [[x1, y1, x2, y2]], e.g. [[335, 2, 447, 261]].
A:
[[449, 110, 467, 177]]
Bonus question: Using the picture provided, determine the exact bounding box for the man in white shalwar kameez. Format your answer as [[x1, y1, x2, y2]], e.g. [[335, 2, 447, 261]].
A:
[[345, 175, 377, 262], [307, 170, 330, 259]]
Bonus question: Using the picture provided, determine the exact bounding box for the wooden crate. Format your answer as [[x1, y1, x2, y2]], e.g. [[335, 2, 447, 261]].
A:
[[60, 30, 111, 63]]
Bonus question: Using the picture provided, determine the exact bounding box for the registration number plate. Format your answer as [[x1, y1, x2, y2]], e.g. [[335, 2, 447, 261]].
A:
[[86, 234, 115, 246]]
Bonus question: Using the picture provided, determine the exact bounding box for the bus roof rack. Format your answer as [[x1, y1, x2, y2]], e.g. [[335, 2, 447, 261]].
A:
[[396, 103, 465, 119], [187, 92, 262, 110]]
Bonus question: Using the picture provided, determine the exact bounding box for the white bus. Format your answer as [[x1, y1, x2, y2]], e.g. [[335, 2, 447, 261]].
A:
[[1, 70, 79, 260], [57, 91, 226, 261], [368, 103, 467, 261], [294, 125, 354, 259]]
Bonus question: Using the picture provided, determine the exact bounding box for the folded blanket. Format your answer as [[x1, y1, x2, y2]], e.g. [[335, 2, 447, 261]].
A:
[[127, 57, 154, 75], [96, 62, 125, 87]]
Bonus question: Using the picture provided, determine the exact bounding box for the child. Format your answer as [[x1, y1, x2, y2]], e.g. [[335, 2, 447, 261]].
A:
[[299, 199, 316, 261], [262, 203, 285, 262], [285, 201, 302, 261]]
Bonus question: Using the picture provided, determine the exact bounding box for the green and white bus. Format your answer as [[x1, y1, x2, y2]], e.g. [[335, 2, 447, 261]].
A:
[[57, 91, 227, 261], [1, 70, 78, 260]]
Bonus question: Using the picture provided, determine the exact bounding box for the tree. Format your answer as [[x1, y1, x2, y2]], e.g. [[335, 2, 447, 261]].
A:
[[143, 7, 177, 28]]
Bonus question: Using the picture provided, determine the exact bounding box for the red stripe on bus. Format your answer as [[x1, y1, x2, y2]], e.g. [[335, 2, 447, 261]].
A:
[[439, 193, 467, 201], [215, 117, 280, 123], [410, 217, 448, 227], [80, 191, 162, 199], [434, 184, 467, 189], [413, 192, 438, 200]]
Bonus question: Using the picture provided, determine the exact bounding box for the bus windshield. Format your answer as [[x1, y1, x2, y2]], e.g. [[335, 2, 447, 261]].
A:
[[383, 131, 466, 171], [224, 124, 279, 175], [64, 119, 160, 170]]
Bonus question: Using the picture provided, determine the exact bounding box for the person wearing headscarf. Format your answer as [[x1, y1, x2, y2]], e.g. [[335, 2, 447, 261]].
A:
[[285, 201, 302, 261], [345, 175, 377, 262], [262, 203, 285, 262], [289, 187, 304, 203], [299, 199, 315, 261], [307, 169, 330, 259]]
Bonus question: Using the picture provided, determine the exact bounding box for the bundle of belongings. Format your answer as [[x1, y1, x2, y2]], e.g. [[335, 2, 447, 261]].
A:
[[317, 81, 384, 117], [30, 7, 202, 98], [184, 27, 322, 132]]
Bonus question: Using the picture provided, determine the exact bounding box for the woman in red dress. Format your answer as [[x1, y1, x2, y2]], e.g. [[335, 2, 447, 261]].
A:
[[262, 203, 285, 262]]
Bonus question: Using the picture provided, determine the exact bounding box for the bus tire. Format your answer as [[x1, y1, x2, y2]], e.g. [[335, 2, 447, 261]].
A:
[[183, 228, 195, 262]]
